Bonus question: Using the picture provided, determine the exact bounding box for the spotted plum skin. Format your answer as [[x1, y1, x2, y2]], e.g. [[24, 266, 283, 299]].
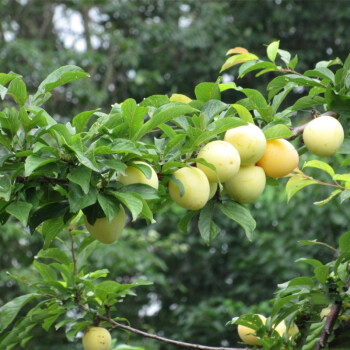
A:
[[82, 327, 112, 350]]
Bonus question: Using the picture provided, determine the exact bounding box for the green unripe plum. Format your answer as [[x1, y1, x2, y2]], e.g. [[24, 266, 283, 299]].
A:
[[82, 327, 111, 350], [118, 161, 159, 189], [196, 140, 241, 182], [303, 116, 344, 156], [225, 166, 266, 204], [169, 167, 210, 210], [84, 205, 126, 244], [224, 123, 266, 166]]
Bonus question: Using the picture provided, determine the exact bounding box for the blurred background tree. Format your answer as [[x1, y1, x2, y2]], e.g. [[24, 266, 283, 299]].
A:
[[1, 0, 350, 349]]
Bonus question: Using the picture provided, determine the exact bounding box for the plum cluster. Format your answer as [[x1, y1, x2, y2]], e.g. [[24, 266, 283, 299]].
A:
[[84, 116, 344, 245], [169, 123, 298, 209]]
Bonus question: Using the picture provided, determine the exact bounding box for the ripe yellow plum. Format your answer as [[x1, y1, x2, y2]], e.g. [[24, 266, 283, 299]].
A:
[[208, 182, 218, 200], [169, 167, 210, 210], [224, 123, 266, 166], [118, 161, 159, 189], [288, 323, 299, 338], [237, 314, 266, 346], [196, 140, 241, 182], [84, 205, 126, 244], [82, 327, 111, 350], [275, 320, 286, 337], [257, 139, 299, 178], [224, 165, 266, 204], [303, 116, 344, 156]]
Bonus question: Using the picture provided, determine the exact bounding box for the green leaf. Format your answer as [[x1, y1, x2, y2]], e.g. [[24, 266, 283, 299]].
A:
[[73, 109, 98, 133], [36, 248, 71, 265], [33, 260, 57, 281], [304, 67, 335, 83], [285, 174, 319, 201], [263, 124, 294, 140], [0, 176, 12, 201], [6, 201, 32, 226], [333, 174, 350, 182], [314, 265, 330, 284], [220, 53, 258, 72], [67, 165, 91, 194], [217, 201, 256, 241], [0, 293, 38, 332], [231, 103, 254, 123], [238, 61, 277, 78], [340, 54, 350, 89], [295, 258, 323, 268], [24, 155, 58, 176], [194, 82, 221, 102], [325, 86, 350, 116], [178, 211, 197, 233], [121, 98, 148, 138], [68, 183, 97, 213], [164, 134, 186, 156], [291, 96, 325, 111], [339, 190, 350, 203], [240, 88, 272, 122], [0, 84, 7, 100], [339, 231, 350, 253], [140, 95, 170, 108], [169, 175, 185, 197], [289, 54, 298, 69], [277, 49, 291, 65], [134, 103, 197, 140], [42, 217, 66, 249], [198, 202, 219, 245], [36, 65, 89, 94], [0, 72, 19, 86], [218, 82, 237, 92], [113, 192, 143, 221], [299, 239, 337, 252], [28, 202, 69, 233], [267, 40, 280, 61], [202, 100, 228, 123], [97, 193, 121, 222], [303, 160, 335, 177], [313, 189, 341, 206], [7, 78, 27, 106], [119, 184, 159, 201]]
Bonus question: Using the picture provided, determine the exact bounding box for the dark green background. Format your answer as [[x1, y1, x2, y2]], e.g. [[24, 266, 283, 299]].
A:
[[1, 0, 350, 349]]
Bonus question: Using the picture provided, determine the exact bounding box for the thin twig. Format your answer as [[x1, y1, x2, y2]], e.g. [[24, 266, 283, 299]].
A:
[[77, 302, 248, 350], [69, 227, 77, 276], [278, 68, 304, 76]]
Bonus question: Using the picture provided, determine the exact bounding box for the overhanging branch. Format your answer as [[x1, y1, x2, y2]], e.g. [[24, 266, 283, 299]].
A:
[[77, 302, 248, 350]]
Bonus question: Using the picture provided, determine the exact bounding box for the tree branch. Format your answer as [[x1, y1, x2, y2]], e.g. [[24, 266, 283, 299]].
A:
[[15, 175, 69, 185], [314, 275, 350, 350], [77, 302, 248, 350]]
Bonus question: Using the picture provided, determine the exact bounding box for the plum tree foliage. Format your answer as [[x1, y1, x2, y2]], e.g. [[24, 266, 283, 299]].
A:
[[0, 40, 350, 350]]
